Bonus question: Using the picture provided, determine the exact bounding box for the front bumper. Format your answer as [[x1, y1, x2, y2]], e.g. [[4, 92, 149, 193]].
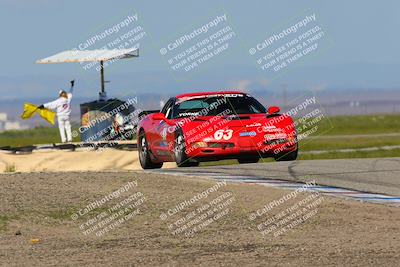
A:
[[186, 138, 297, 161]]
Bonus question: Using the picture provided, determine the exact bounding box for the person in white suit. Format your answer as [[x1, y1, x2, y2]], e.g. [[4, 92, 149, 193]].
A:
[[39, 80, 75, 143]]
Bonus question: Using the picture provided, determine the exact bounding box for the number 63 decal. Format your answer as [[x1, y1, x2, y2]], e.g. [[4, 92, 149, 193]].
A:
[[214, 129, 233, 140]]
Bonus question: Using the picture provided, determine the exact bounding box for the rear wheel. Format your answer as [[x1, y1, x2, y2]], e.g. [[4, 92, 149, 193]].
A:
[[274, 148, 298, 161], [138, 131, 163, 169], [174, 132, 199, 167], [238, 157, 260, 164]]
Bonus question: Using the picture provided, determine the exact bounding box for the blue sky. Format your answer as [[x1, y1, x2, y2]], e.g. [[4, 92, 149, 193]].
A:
[[0, 0, 399, 99]]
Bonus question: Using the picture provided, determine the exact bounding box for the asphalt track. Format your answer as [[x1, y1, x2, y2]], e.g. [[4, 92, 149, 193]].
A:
[[152, 157, 400, 204]]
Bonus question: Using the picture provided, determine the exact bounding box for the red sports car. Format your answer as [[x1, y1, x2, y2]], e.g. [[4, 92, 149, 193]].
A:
[[137, 91, 297, 169]]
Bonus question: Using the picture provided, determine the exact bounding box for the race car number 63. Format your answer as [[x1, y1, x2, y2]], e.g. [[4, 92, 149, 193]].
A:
[[214, 129, 233, 140]]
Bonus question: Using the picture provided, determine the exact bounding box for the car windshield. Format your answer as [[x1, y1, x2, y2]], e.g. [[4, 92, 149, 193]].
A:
[[173, 94, 266, 118]]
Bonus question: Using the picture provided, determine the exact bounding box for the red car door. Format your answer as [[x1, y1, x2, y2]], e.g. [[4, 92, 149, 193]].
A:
[[149, 99, 175, 160]]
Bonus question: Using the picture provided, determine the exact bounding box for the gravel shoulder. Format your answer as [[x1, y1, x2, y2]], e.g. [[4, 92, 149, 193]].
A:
[[0, 171, 399, 266]]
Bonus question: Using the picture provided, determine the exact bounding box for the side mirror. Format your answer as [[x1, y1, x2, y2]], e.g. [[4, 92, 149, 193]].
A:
[[152, 113, 174, 125], [152, 113, 167, 121], [268, 106, 280, 114]]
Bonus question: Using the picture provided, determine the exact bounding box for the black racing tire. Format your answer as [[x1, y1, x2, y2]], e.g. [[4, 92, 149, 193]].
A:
[[138, 130, 163, 169], [238, 157, 260, 164], [174, 132, 198, 167], [187, 161, 200, 167], [274, 148, 298, 161]]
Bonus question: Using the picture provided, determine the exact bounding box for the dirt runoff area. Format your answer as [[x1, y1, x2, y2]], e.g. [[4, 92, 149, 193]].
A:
[[0, 171, 399, 266], [0, 150, 175, 173]]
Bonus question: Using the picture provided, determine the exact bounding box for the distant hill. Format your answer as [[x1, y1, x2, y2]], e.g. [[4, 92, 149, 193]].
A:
[[1, 88, 399, 129]]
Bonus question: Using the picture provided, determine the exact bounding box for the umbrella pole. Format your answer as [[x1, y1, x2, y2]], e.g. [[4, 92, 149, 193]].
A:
[[100, 60, 105, 96]]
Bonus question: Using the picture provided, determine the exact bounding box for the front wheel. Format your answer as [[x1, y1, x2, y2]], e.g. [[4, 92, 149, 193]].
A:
[[274, 148, 298, 161], [174, 132, 198, 167], [138, 131, 163, 169]]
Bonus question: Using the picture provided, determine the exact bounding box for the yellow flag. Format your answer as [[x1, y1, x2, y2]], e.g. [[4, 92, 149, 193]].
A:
[[21, 103, 38, 120], [21, 103, 56, 125], [38, 108, 56, 125]]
